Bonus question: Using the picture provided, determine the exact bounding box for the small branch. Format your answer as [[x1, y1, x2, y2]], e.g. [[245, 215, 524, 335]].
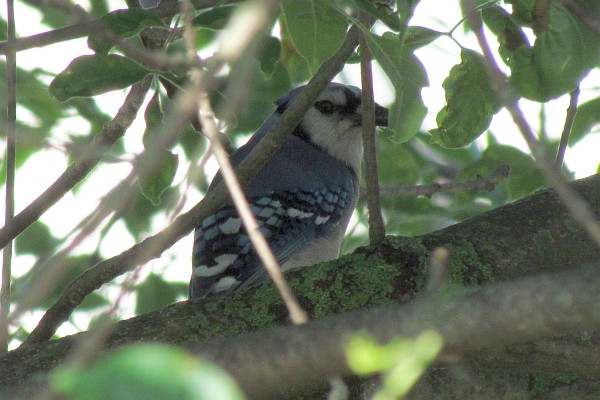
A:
[[0, 1, 242, 54], [363, 165, 510, 198], [197, 86, 308, 325], [358, 11, 385, 244], [0, 77, 152, 252], [463, 0, 600, 249], [0, 0, 17, 353], [555, 87, 580, 167], [560, 0, 600, 38], [21, 3, 360, 346], [186, 0, 306, 324]]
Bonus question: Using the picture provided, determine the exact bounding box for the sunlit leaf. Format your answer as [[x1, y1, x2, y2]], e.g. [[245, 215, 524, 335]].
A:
[[50, 55, 150, 101], [52, 344, 246, 400], [430, 49, 500, 148]]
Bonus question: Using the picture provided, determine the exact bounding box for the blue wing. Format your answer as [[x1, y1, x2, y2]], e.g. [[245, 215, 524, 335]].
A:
[[190, 123, 358, 298]]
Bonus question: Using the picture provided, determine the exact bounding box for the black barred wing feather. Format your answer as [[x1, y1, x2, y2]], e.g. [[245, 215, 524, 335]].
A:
[[190, 186, 354, 298]]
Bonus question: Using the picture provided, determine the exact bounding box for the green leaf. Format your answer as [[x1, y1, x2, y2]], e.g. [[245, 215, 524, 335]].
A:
[[569, 97, 600, 146], [460, 144, 546, 200], [259, 36, 282, 76], [347, 331, 443, 399], [88, 9, 166, 53], [52, 344, 246, 400], [142, 91, 164, 149], [506, 2, 600, 101], [281, 0, 348, 73], [481, 5, 529, 63], [193, 5, 237, 30], [50, 55, 150, 101], [136, 274, 179, 315], [139, 151, 179, 206], [353, 0, 402, 31], [279, 19, 311, 84], [362, 32, 428, 143], [404, 26, 444, 50], [430, 49, 500, 148], [0, 63, 64, 128], [376, 137, 418, 185], [15, 221, 59, 256]]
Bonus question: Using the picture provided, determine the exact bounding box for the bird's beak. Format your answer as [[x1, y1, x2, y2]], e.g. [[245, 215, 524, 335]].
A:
[[375, 103, 389, 127]]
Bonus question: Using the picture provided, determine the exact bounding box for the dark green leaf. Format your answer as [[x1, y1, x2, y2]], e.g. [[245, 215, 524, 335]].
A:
[[15, 221, 58, 256], [192, 5, 237, 30], [430, 49, 500, 148], [481, 5, 529, 63], [51, 344, 246, 400], [281, 0, 348, 73], [404, 26, 443, 50], [353, 0, 402, 31], [0, 63, 64, 128], [279, 20, 311, 84], [363, 32, 428, 142], [142, 91, 164, 149], [460, 144, 546, 200], [139, 151, 179, 206], [88, 9, 166, 53], [50, 55, 150, 101], [259, 36, 282, 76], [89, 0, 109, 18], [12, 255, 102, 309], [569, 97, 600, 146], [376, 137, 418, 185], [136, 274, 179, 315]]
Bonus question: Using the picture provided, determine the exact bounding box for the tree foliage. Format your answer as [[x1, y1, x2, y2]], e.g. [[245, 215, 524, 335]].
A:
[[0, 0, 599, 398]]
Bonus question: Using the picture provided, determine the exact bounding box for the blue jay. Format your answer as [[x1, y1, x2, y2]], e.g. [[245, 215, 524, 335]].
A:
[[190, 83, 388, 298]]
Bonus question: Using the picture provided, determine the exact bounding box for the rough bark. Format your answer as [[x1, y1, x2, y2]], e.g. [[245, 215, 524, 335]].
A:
[[1, 174, 600, 399]]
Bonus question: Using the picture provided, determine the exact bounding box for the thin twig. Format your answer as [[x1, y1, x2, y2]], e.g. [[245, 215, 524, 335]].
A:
[[0, 0, 17, 353], [362, 165, 510, 198], [463, 0, 600, 248], [555, 87, 580, 167], [358, 11, 385, 245], [0, 0, 242, 54], [21, 23, 361, 345]]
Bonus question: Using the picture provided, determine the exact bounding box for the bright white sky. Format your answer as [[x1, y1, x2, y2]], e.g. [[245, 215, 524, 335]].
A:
[[2, 0, 599, 341]]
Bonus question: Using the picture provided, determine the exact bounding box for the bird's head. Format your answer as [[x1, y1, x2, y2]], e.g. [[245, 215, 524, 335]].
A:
[[275, 83, 388, 175]]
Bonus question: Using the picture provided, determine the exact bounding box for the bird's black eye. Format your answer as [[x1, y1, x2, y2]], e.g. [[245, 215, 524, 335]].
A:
[[314, 100, 335, 115]]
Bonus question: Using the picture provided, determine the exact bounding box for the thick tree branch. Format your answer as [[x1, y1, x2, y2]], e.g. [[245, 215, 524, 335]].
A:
[[2, 173, 600, 398]]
